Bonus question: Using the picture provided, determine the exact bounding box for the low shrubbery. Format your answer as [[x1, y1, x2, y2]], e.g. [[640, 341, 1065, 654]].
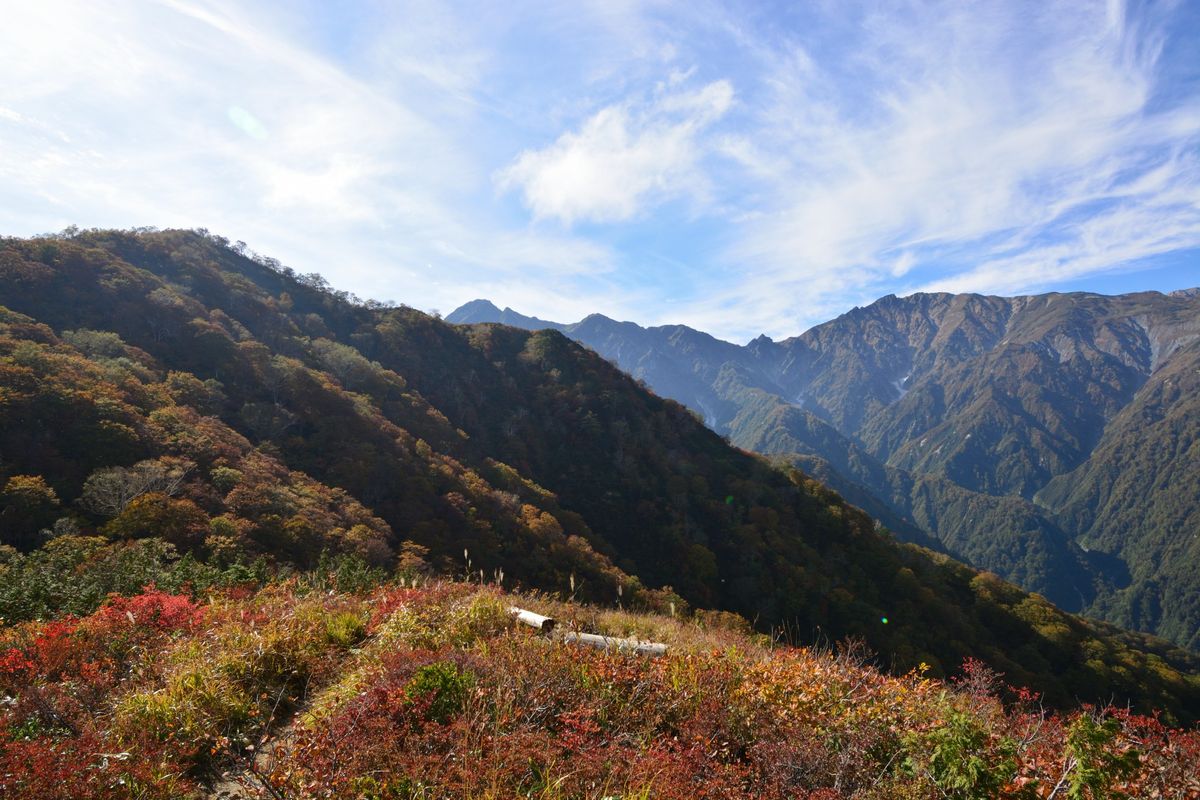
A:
[[1, 575, 1198, 798]]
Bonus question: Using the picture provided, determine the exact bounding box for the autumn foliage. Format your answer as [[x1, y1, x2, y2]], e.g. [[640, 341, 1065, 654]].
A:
[[2, 227, 1200, 798], [1, 580, 1197, 799], [3, 228, 1200, 722]]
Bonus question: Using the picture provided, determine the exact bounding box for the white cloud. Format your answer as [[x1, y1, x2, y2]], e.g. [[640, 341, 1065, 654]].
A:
[[497, 79, 734, 224], [891, 252, 916, 278]]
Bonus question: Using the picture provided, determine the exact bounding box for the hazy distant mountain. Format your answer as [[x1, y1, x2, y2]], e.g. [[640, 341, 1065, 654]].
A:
[[449, 288, 1200, 648]]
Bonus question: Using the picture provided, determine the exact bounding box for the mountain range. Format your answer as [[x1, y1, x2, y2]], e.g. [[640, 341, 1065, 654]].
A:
[[1, 228, 1199, 720], [448, 290, 1200, 651]]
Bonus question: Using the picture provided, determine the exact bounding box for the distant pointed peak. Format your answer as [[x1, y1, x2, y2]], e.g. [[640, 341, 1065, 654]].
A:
[[576, 311, 633, 331], [445, 299, 503, 324], [446, 299, 568, 332], [462, 299, 501, 310]]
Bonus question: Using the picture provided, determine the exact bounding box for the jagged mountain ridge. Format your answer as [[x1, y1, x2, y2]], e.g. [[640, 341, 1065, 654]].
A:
[[447, 288, 1200, 647]]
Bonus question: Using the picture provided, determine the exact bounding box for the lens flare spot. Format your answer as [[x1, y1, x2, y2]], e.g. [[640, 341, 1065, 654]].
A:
[[227, 106, 268, 140]]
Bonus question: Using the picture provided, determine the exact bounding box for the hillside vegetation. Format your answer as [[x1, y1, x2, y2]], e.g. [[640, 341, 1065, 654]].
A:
[[1, 228, 1199, 722], [2, 577, 1199, 799]]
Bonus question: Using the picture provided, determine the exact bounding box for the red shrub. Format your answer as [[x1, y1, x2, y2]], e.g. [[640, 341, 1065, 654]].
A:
[[98, 587, 202, 631], [0, 729, 197, 799], [366, 585, 426, 629], [0, 647, 35, 686], [29, 619, 81, 680]]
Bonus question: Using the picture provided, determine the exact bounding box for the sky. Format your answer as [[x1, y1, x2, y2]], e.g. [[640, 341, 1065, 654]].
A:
[[1, 0, 1198, 342]]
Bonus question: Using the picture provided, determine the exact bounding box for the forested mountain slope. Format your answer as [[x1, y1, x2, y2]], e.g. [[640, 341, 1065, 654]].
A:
[[1037, 338, 1200, 647], [449, 288, 1200, 648], [1, 228, 1199, 718]]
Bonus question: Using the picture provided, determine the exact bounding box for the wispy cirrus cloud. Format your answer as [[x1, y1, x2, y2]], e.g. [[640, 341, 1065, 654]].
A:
[[920, 177, 1200, 296], [705, 0, 1200, 337]]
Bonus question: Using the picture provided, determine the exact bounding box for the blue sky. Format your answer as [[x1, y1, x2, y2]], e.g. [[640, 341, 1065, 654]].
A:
[[1, 0, 1197, 341]]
